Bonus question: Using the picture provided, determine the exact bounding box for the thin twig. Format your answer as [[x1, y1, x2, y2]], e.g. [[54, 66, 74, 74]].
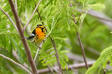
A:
[[76, 32, 88, 69], [34, 46, 41, 62], [23, 0, 42, 31], [38, 61, 95, 74], [73, 15, 88, 69], [50, 36, 63, 74], [0, 7, 18, 30], [12, 50, 19, 61], [0, 54, 32, 74], [35, 6, 63, 74], [33, 43, 54, 74], [8, 0, 38, 74], [34, 44, 55, 74], [36, 9, 44, 25]]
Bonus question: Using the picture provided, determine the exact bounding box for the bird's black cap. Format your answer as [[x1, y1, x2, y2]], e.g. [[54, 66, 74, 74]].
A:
[[37, 24, 43, 27]]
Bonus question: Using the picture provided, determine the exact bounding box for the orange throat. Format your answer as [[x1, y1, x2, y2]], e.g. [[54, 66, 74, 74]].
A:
[[35, 28, 45, 39]]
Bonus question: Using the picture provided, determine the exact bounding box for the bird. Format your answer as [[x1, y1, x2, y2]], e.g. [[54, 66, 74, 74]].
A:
[[27, 24, 47, 45]]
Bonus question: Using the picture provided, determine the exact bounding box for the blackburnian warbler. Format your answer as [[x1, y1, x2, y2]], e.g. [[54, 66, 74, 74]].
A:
[[27, 24, 47, 45]]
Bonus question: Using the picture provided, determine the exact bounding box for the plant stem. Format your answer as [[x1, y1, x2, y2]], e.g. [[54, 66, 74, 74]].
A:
[[8, 0, 38, 74], [76, 32, 88, 69], [0, 54, 32, 74], [50, 36, 63, 74], [34, 46, 41, 62]]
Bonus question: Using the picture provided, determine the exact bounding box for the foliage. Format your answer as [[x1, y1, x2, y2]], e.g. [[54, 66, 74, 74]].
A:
[[0, 0, 112, 74], [86, 46, 112, 74]]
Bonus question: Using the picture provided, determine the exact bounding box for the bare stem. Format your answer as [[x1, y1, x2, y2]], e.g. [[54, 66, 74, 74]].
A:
[[76, 32, 88, 69], [38, 61, 95, 74], [23, 0, 42, 31], [8, 0, 37, 74], [0, 7, 17, 30], [50, 36, 63, 74], [0, 54, 32, 74]]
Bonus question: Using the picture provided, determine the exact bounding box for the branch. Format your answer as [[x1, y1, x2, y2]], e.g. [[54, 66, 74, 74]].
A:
[[50, 37, 63, 74], [38, 61, 95, 74], [0, 7, 18, 31], [76, 32, 88, 69], [23, 0, 42, 31], [0, 54, 31, 74], [8, 0, 37, 74]]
